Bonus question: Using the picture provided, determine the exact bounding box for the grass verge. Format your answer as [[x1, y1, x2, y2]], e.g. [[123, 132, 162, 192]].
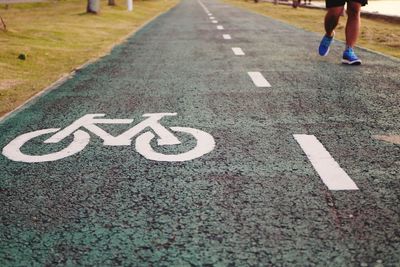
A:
[[0, 0, 179, 117], [223, 0, 400, 58]]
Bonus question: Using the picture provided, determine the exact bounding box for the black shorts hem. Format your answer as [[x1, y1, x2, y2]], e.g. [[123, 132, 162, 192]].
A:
[[326, 0, 368, 8]]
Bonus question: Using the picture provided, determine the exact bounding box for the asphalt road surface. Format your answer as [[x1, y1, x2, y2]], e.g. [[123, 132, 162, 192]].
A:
[[1, 0, 399, 265]]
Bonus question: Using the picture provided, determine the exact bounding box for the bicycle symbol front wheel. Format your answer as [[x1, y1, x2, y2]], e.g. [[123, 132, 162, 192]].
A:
[[2, 128, 90, 163]]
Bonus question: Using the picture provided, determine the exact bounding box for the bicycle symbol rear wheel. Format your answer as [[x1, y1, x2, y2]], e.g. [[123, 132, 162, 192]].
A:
[[135, 127, 215, 162]]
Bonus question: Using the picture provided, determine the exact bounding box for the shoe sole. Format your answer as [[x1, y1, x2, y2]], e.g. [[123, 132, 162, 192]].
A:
[[342, 59, 362, 65], [319, 47, 330, 57]]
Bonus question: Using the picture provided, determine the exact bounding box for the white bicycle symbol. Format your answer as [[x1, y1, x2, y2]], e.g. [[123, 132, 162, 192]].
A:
[[2, 113, 215, 163]]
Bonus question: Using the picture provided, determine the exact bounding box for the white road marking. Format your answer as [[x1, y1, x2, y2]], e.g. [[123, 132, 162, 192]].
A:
[[212, 20, 218, 24], [3, 113, 216, 163], [217, 25, 224, 30], [223, 34, 231, 40], [136, 127, 215, 162], [208, 13, 213, 16], [197, 0, 210, 13], [247, 72, 271, 87], [293, 134, 359, 191], [210, 17, 215, 19], [2, 128, 90, 163], [232, 47, 245, 56]]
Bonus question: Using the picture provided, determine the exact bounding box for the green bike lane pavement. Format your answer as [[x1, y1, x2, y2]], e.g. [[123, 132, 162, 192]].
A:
[[1, 0, 399, 265]]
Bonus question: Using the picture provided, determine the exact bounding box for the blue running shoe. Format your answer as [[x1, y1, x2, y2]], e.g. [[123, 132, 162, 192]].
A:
[[342, 47, 362, 65], [318, 33, 334, 56]]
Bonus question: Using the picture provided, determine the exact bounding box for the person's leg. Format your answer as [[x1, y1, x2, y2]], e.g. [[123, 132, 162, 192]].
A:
[[341, 1, 363, 65], [324, 6, 344, 37], [345, 1, 362, 47], [319, 5, 344, 56]]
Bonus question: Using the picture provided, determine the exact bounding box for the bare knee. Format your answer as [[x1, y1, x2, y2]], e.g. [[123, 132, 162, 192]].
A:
[[326, 6, 345, 19], [325, 6, 343, 28]]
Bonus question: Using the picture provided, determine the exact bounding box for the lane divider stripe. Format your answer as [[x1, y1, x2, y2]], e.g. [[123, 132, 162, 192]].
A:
[[212, 20, 218, 23], [293, 134, 359, 191], [217, 25, 224, 30], [197, 0, 209, 13], [223, 34, 232, 40], [247, 72, 270, 87], [232, 47, 245, 55]]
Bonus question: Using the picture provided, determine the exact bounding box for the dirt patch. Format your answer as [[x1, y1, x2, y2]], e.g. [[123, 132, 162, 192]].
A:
[[0, 79, 22, 91], [373, 135, 400, 145], [361, 12, 400, 24]]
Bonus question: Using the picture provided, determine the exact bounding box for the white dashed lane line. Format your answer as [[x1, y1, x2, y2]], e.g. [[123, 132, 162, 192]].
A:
[[247, 72, 271, 87], [223, 34, 232, 40], [217, 25, 224, 30], [197, 0, 209, 13], [293, 134, 359, 191], [232, 47, 245, 56], [212, 20, 218, 23], [210, 17, 215, 19]]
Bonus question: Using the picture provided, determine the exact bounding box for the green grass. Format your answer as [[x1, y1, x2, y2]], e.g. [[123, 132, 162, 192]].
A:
[[223, 0, 400, 58], [0, 0, 179, 117]]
